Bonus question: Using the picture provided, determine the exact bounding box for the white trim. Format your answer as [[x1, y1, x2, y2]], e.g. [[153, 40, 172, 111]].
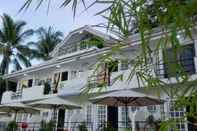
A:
[[50, 25, 116, 57]]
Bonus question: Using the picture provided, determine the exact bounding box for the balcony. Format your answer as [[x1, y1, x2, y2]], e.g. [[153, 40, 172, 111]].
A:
[[1, 85, 57, 104], [156, 58, 195, 78], [86, 70, 140, 93]]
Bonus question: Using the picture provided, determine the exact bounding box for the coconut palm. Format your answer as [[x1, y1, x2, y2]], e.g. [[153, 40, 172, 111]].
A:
[[30, 27, 63, 60], [0, 13, 34, 75]]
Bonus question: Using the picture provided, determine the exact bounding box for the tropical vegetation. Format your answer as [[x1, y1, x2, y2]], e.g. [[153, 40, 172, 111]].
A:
[[19, 0, 197, 130], [0, 13, 34, 75], [0, 14, 62, 93], [29, 27, 63, 60]]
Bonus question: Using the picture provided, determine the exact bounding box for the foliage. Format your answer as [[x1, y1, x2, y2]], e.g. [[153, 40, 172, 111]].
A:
[[43, 81, 51, 95], [39, 120, 55, 131], [6, 121, 18, 131], [20, 0, 197, 130], [0, 13, 35, 75], [80, 36, 104, 49], [78, 122, 88, 131], [29, 27, 63, 60], [45, 120, 55, 131], [40, 120, 47, 130], [102, 125, 114, 131]]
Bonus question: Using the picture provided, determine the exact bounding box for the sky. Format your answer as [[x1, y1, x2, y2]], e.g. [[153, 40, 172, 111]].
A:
[[0, 0, 107, 68], [0, 0, 106, 35]]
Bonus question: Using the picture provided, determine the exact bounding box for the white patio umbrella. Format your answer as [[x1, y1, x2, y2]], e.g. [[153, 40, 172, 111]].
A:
[[0, 103, 40, 121], [90, 89, 164, 128], [28, 96, 81, 120]]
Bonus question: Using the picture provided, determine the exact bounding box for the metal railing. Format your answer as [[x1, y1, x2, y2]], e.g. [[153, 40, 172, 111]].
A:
[[155, 58, 195, 78], [0, 121, 158, 131], [87, 72, 110, 88]]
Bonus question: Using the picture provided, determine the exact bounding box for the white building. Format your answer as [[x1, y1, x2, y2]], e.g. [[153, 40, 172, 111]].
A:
[[1, 25, 197, 131]]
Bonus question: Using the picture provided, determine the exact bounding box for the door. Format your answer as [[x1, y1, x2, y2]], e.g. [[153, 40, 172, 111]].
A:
[[187, 104, 197, 131], [107, 106, 118, 131], [57, 109, 65, 131]]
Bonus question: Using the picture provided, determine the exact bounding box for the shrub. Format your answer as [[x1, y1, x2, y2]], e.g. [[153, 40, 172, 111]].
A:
[[6, 121, 18, 131], [78, 122, 88, 131]]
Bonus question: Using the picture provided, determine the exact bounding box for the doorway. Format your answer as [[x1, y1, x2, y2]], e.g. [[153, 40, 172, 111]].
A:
[[57, 109, 65, 131], [107, 106, 118, 131]]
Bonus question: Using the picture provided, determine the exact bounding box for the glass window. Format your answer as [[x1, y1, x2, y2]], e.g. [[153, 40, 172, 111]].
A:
[[71, 71, 77, 79], [16, 113, 23, 122], [28, 79, 33, 87], [121, 60, 129, 70], [121, 107, 131, 128], [163, 44, 195, 78], [22, 114, 28, 122], [80, 41, 87, 50], [61, 71, 68, 81], [131, 107, 139, 112], [87, 105, 92, 123], [42, 112, 49, 118], [97, 105, 106, 126], [169, 101, 186, 131], [147, 105, 156, 113]]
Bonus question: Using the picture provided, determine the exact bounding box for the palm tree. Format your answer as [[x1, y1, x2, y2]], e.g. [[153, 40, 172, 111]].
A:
[[30, 27, 63, 60], [0, 14, 34, 75]]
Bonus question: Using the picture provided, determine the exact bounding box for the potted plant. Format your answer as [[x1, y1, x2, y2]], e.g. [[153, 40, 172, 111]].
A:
[[6, 121, 18, 131], [45, 120, 55, 131], [39, 120, 47, 131], [78, 122, 88, 131], [80, 36, 104, 49], [102, 123, 114, 131]]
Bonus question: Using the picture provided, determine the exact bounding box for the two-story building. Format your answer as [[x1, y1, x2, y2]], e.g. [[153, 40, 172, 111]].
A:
[[2, 25, 197, 131]]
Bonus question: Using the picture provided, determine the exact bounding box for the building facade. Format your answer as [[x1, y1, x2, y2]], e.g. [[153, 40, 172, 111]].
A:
[[2, 25, 197, 131]]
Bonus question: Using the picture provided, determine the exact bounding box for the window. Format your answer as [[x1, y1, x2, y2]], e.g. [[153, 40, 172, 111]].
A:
[[61, 71, 68, 81], [147, 105, 156, 113], [87, 105, 92, 123], [16, 113, 23, 122], [97, 105, 106, 126], [131, 107, 139, 112], [28, 79, 33, 87], [80, 41, 87, 50], [34, 79, 39, 86], [121, 107, 131, 128], [22, 114, 28, 122], [121, 60, 129, 70], [163, 44, 195, 78], [169, 101, 185, 131], [67, 110, 73, 122], [71, 71, 77, 79], [42, 112, 49, 118]]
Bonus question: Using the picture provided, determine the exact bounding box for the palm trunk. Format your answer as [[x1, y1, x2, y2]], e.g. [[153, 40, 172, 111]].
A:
[[5, 63, 9, 91]]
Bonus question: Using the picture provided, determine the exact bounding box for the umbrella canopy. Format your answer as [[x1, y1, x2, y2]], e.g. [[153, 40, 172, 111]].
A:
[[90, 89, 164, 106], [28, 96, 81, 109], [0, 103, 40, 114], [0, 102, 40, 121], [90, 89, 164, 129]]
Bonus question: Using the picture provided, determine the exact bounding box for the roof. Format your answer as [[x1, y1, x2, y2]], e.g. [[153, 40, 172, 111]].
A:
[[50, 25, 117, 57], [4, 26, 173, 80]]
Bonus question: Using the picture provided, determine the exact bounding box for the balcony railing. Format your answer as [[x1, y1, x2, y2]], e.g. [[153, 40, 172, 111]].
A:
[[0, 121, 158, 131], [87, 72, 110, 88], [156, 58, 195, 78], [11, 89, 23, 100]]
